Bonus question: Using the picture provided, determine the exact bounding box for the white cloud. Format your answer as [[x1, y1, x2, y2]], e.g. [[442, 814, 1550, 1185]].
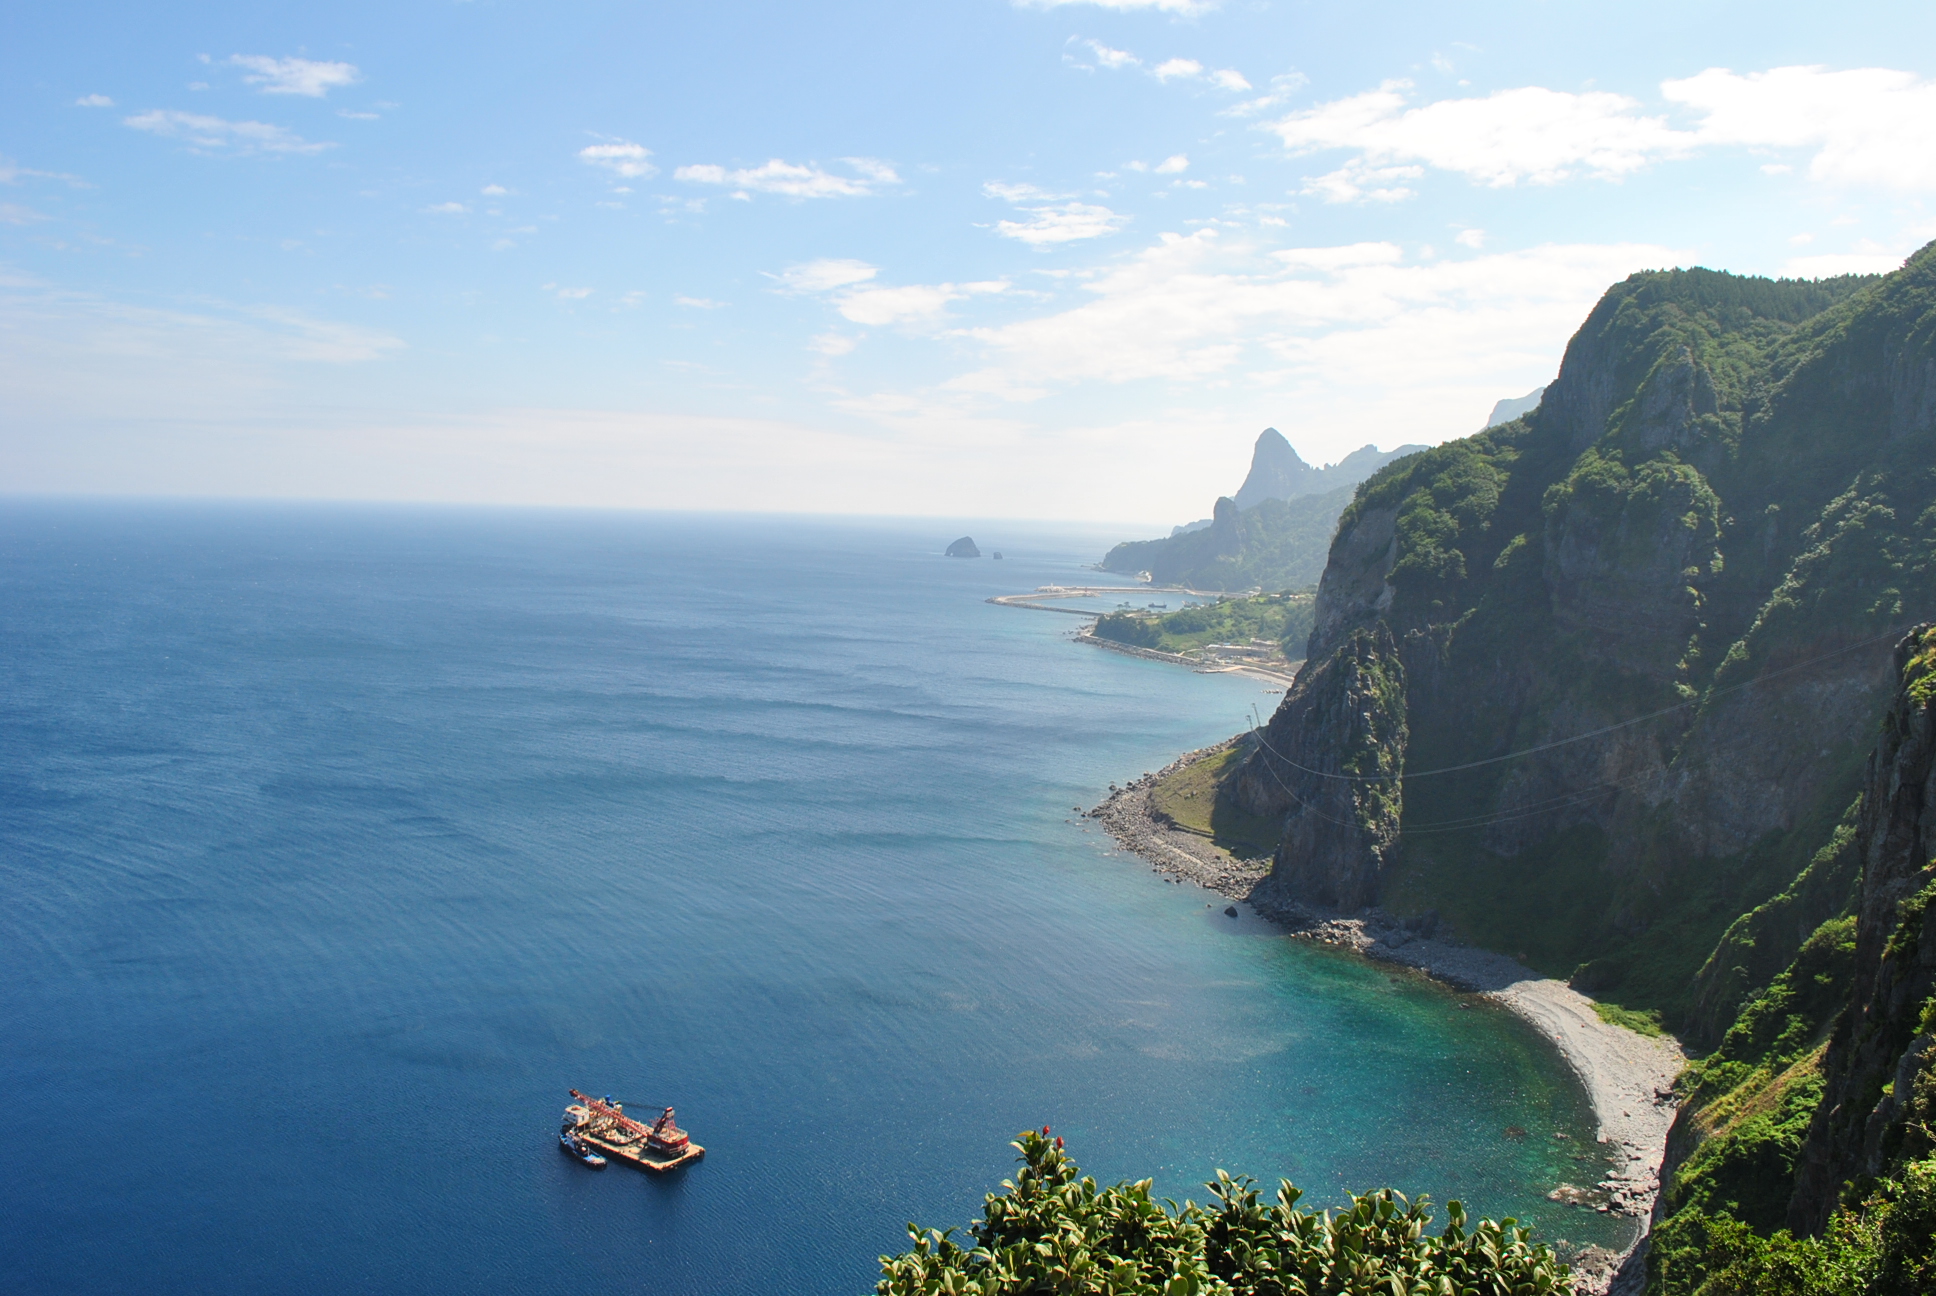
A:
[[1455, 228, 1486, 249], [1222, 71, 1309, 118], [0, 159, 87, 187], [1268, 66, 1936, 201], [995, 202, 1129, 244], [227, 55, 360, 97], [943, 231, 1676, 414], [481, 184, 508, 195], [1271, 242, 1403, 270], [774, 258, 878, 293], [1153, 59, 1203, 83], [833, 280, 1006, 327], [1154, 153, 1190, 174], [1209, 69, 1250, 92], [1301, 160, 1423, 203], [423, 202, 468, 214], [549, 286, 594, 300], [984, 181, 1067, 202], [1663, 66, 1936, 191], [1, 202, 49, 225], [1270, 82, 1692, 189], [809, 333, 858, 356], [76, 94, 114, 108], [676, 296, 725, 308], [675, 157, 899, 198], [578, 140, 657, 179], [1087, 41, 1139, 70], [123, 110, 329, 155]]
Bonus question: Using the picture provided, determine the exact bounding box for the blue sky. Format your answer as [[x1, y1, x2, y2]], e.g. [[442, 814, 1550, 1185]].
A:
[[4, 0, 1934, 523]]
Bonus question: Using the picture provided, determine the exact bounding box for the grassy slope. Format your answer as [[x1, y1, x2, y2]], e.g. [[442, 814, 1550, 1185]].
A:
[[1148, 744, 1286, 858], [1092, 591, 1315, 658]]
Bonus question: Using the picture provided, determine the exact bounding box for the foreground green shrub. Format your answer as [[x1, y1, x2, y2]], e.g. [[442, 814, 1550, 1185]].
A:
[[875, 1129, 1571, 1295]]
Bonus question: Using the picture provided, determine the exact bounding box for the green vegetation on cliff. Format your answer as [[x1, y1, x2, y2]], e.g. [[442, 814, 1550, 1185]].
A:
[[875, 1129, 1573, 1296], [1239, 251, 1930, 1028], [1219, 249, 1936, 1292], [1092, 591, 1315, 660], [1640, 628, 1936, 1294]]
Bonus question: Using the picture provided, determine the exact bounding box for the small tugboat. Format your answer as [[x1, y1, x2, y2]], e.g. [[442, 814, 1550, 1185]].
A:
[[561, 1090, 705, 1173], [559, 1119, 608, 1168]]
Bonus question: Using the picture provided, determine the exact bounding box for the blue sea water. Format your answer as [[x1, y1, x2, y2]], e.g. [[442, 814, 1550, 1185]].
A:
[[0, 502, 1628, 1295]]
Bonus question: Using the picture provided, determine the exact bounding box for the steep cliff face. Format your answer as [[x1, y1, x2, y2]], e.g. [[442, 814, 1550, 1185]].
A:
[[1643, 628, 1936, 1293], [1788, 627, 1936, 1230], [1234, 624, 1406, 911], [1235, 248, 1936, 1032]]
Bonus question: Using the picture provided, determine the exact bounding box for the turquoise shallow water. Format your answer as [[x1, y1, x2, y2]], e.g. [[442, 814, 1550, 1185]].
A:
[[0, 502, 1629, 1294]]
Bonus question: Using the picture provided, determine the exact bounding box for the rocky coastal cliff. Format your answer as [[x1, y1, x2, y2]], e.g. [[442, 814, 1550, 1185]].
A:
[[1222, 243, 1936, 1292], [1236, 248, 1934, 1028]]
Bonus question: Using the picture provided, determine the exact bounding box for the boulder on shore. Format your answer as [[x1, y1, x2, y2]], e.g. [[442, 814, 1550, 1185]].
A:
[[946, 536, 980, 558]]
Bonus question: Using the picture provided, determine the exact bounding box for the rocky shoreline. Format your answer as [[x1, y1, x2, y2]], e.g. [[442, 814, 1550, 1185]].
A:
[[1088, 742, 1686, 1296]]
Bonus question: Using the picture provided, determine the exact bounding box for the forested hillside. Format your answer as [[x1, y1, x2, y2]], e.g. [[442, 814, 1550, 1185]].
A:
[[1222, 245, 1936, 1294]]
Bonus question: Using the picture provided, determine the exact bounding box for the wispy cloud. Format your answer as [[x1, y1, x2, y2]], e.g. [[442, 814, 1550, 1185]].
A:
[[1301, 160, 1424, 203], [676, 296, 726, 308], [774, 258, 1003, 326], [984, 181, 1069, 203], [1, 202, 50, 225], [579, 140, 657, 179], [940, 231, 1677, 417], [833, 280, 1007, 327], [1266, 65, 1936, 199], [1222, 72, 1309, 118], [773, 259, 879, 293], [1208, 69, 1250, 92], [227, 55, 360, 97], [0, 158, 88, 187], [423, 202, 468, 214], [1663, 66, 1936, 190], [676, 157, 900, 199], [995, 202, 1129, 244], [1087, 41, 1139, 70], [75, 94, 115, 108], [1154, 154, 1190, 174], [123, 110, 330, 155], [1153, 58, 1202, 83]]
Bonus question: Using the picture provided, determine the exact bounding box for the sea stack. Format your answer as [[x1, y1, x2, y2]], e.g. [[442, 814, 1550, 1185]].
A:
[[945, 536, 980, 558]]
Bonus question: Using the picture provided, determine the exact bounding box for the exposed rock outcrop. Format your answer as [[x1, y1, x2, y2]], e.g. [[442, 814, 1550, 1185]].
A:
[[1102, 431, 1425, 592], [1233, 249, 1934, 1037], [1788, 626, 1936, 1231], [945, 536, 980, 558], [1235, 624, 1408, 911]]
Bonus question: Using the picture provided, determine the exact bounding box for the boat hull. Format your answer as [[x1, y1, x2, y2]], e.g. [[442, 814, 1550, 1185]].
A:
[[575, 1131, 705, 1173]]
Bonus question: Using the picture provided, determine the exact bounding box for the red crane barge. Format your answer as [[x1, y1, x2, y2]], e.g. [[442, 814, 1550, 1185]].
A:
[[562, 1090, 705, 1173]]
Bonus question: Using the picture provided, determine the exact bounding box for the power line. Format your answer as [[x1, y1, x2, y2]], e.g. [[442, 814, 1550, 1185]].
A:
[[1252, 623, 1909, 787]]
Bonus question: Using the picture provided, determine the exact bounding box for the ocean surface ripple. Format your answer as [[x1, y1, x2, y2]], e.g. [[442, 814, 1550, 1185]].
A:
[[0, 503, 1625, 1295]]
